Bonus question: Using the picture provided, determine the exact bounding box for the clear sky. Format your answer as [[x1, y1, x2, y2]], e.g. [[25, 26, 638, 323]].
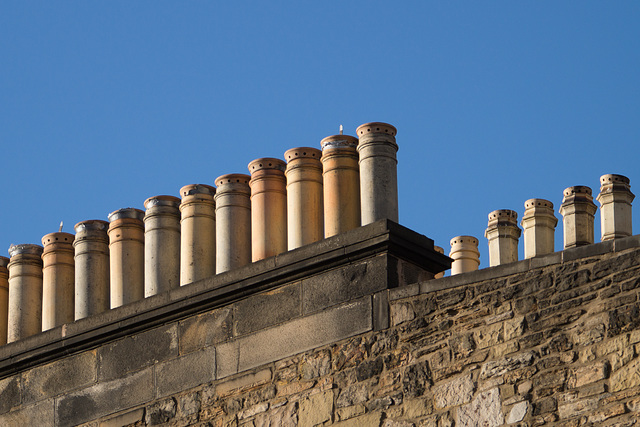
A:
[[1, 2, 639, 271]]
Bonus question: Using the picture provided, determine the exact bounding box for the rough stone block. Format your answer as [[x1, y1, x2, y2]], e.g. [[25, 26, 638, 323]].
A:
[[302, 257, 386, 314], [97, 323, 178, 381], [0, 375, 21, 414], [233, 282, 301, 336], [235, 297, 372, 372], [610, 356, 640, 392], [178, 306, 232, 355], [56, 368, 154, 426], [216, 340, 239, 379], [507, 400, 529, 423], [298, 390, 333, 426], [568, 362, 608, 389], [433, 373, 474, 409], [0, 399, 54, 427], [22, 350, 97, 404], [155, 347, 216, 398], [456, 388, 504, 426]]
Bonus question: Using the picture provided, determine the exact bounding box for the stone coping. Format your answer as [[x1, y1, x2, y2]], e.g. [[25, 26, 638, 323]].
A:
[[390, 234, 640, 301], [0, 219, 450, 379]]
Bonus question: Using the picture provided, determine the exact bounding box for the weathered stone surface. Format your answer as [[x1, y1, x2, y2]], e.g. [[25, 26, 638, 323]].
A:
[[456, 388, 504, 427], [156, 347, 215, 397], [178, 306, 232, 354], [303, 258, 386, 314], [22, 350, 96, 404], [507, 400, 529, 423], [235, 297, 372, 372], [480, 351, 535, 379], [433, 373, 474, 409], [0, 375, 21, 414], [56, 368, 154, 426], [611, 356, 640, 392], [97, 323, 178, 381], [0, 399, 54, 427], [567, 361, 608, 389], [254, 401, 298, 427], [145, 397, 176, 425], [403, 361, 431, 398], [391, 302, 416, 326], [298, 390, 333, 426], [234, 282, 302, 336], [98, 407, 144, 427]]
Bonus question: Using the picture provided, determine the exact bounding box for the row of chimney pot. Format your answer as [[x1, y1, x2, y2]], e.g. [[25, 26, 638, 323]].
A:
[[447, 174, 635, 275], [0, 122, 399, 345]]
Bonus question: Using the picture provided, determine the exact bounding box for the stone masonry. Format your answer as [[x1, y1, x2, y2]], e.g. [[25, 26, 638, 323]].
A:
[[1, 222, 640, 426]]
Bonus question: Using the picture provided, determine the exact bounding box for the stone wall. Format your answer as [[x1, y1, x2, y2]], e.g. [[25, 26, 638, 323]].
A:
[[2, 226, 640, 426]]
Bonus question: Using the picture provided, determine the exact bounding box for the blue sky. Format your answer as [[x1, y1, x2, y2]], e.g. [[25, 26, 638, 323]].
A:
[[1, 2, 639, 271]]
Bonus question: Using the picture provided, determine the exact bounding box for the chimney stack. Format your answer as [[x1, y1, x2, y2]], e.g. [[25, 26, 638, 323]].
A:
[[485, 210, 521, 267], [248, 158, 287, 261], [356, 122, 399, 225], [0, 256, 9, 345], [597, 174, 634, 241], [449, 236, 480, 275], [521, 199, 557, 259], [180, 184, 216, 285], [144, 196, 181, 296], [285, 147, 323, 249], [215, 174, 252, 274], [320, 134, 360, 237], [559, 186, 597, 249], [108, 208, 145, 308], [74, 220, 110, 320], [7, 244, 44, 342], [41, 232, 75, 330]]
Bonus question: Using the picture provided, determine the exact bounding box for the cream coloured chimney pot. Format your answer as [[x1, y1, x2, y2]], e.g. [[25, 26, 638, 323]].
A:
[[356, 122, 399, 225], [215, 174, 252, 274], [284, 147, 323, 250], [144, 196, 181, 297], [248, 158, 287, 262], [74, 220, 110, 320], [521, 199, 557, 259], [7, 244, 44, 342], [485, 209, 521, 267], [108, 208, 145, 308], [180, 184, 216, 285], [449, 236, 480, 275], [559, 186, 597, 249], [320, 135, 360, 237], [41, 232, 75, 331], [596, 174, 634, 241]]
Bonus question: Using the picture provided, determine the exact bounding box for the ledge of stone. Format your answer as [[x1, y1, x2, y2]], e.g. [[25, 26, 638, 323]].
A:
[[396, 235, 640, 300], [0, 219, 450, 379]]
